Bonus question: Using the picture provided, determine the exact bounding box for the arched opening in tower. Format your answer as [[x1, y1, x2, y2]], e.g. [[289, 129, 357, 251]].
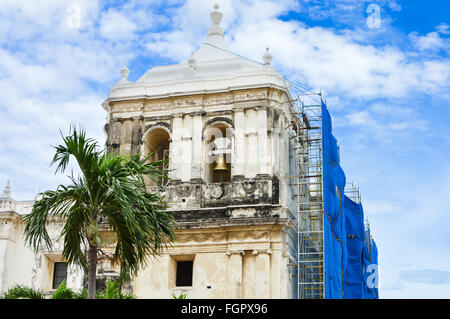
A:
[[204, 123, 232, 183], [145, 128, 170, 186]]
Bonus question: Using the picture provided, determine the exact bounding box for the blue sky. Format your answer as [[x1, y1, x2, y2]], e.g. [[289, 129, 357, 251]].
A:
[[0, 0, 449, 298]]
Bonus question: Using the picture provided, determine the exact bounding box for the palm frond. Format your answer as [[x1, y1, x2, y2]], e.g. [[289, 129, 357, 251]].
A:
[[23, 184, 85, 252], [24, 125, 177, 295]]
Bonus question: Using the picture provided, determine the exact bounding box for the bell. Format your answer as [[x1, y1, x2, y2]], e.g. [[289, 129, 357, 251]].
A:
[[213, 154, 229, 172]]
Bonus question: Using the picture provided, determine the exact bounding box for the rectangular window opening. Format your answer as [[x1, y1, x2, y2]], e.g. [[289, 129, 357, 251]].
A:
[[176, 261, 193, 287], [52, 262, 68, 289]]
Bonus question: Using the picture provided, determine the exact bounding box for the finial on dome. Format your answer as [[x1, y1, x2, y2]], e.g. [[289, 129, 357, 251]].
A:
[[210, 2, 223, 26], [4, 181, 11, 196], [263, 47, 272, 66], [205, 2, 229, 49], [0, 180, 11, 199], [120, 62, 129, 81]]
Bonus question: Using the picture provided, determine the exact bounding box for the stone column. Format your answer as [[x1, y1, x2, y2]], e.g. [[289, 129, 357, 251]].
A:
[[170, 114, 183, 181], [130, 118, 142, 155], [243, 108, 258, 178], [109, 120, 121, 154], [119, 119, 132, 154], [255, 249, 272, 298], [270, 125, 282, 176], [191, 113, 203, 180], [257, 107, 269, 175], [242, 251, 256, 298], [226, 250, 244, 298], [270, 248, 282, 298], [180, 115, 193, 182], [233, 109, 245, 177]]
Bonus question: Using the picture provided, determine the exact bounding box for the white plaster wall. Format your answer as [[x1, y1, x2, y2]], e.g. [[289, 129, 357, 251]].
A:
[[0, 216, 85, 295], [4, 223, 36, 290], [0, 240, 9, 292]]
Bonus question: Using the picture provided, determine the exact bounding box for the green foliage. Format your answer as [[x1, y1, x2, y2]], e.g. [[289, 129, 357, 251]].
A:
[[96, 279, 136, 299], [172, 292, 188, 299], [74, 288, 88, 299], [51, 280, 76, 299], [22, 125, 178, 285], [101, 279, 119, 299], [0, 281, 136, 299], [2, 285, 44, 299]]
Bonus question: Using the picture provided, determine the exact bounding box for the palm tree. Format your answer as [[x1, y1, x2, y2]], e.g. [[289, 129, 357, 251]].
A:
[[23, 126, 177, 299]]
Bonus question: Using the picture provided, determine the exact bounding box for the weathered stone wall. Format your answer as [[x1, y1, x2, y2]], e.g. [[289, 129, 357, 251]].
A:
[[132, 224, 296, 299], [102, 87, 300, 299]]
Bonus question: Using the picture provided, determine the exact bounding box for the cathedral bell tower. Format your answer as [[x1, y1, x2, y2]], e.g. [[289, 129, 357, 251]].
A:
[[102, 4, 300, 299]]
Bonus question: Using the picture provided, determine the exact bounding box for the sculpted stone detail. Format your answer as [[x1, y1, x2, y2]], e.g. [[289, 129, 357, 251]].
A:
[[175, 184, 192, 198], [173, 98, 201, 107], [204, 95, 233, 106], [242, 181, 257, 194], [252, 249, 272, 255], [144, 101, 171, 111], [177, 232, 227, 243], [234, 90, 267, 102], [225, 250, 245, 256], [204, 183, 232, 206], [111, 102, 143, 112], [233, 230, 270, 241], [208, 184, 223, 199]]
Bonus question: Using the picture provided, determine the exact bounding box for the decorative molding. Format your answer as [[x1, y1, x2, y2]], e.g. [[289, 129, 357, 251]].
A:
[[225, 250, 245, 256], [205, 116, 234, 129], [177, 232, 227, 243], [209, 184, 224, 199], [143, 122, 172, 135], [174, 185, 192, 198], [252, 249, 272, 255]]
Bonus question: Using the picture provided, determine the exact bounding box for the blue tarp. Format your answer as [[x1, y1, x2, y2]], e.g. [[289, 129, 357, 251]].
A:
[[343, 195, 364, 299], [363, 238, 379, 299], [321, 100, 379, 299], [322, 100, 345, 299]]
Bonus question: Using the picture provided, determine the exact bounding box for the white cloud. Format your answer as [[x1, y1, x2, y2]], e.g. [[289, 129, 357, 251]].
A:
[[141, 0, 450, 102], [388, 1, 402, 12], [436, 23, 450, 35], [409, 31, 448, 52], [364, 199, 404, 215], [100, 9, 138, 40]]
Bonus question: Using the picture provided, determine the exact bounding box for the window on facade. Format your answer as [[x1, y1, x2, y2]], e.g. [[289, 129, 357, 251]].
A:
[[52, 262, 68, 289], [176, 261, 193, 287]]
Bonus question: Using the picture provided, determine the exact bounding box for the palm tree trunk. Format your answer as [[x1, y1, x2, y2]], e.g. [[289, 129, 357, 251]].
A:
[[87, 245, 98, 299]]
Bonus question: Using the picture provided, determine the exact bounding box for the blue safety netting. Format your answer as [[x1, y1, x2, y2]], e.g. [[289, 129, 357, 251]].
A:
[[321, 100, 379, 299], [363, 238, 379, 299], [343, 195, 364, 299], [322, 100, 345, 299]]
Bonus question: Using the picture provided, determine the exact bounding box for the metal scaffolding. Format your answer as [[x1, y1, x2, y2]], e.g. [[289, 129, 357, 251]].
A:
[[296, 101, 324, 299], [285, 90, 325, 299], [283, 79, 376, 299], [345, 182, 361, 204]]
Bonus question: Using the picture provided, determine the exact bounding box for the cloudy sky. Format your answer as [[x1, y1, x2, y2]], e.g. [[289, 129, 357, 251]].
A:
[[0, 0, 449, 298]]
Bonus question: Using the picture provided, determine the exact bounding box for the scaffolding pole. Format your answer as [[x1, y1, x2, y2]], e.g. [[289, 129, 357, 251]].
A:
[[289, 97, 325, 299], [345, 182, 361, 204]]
